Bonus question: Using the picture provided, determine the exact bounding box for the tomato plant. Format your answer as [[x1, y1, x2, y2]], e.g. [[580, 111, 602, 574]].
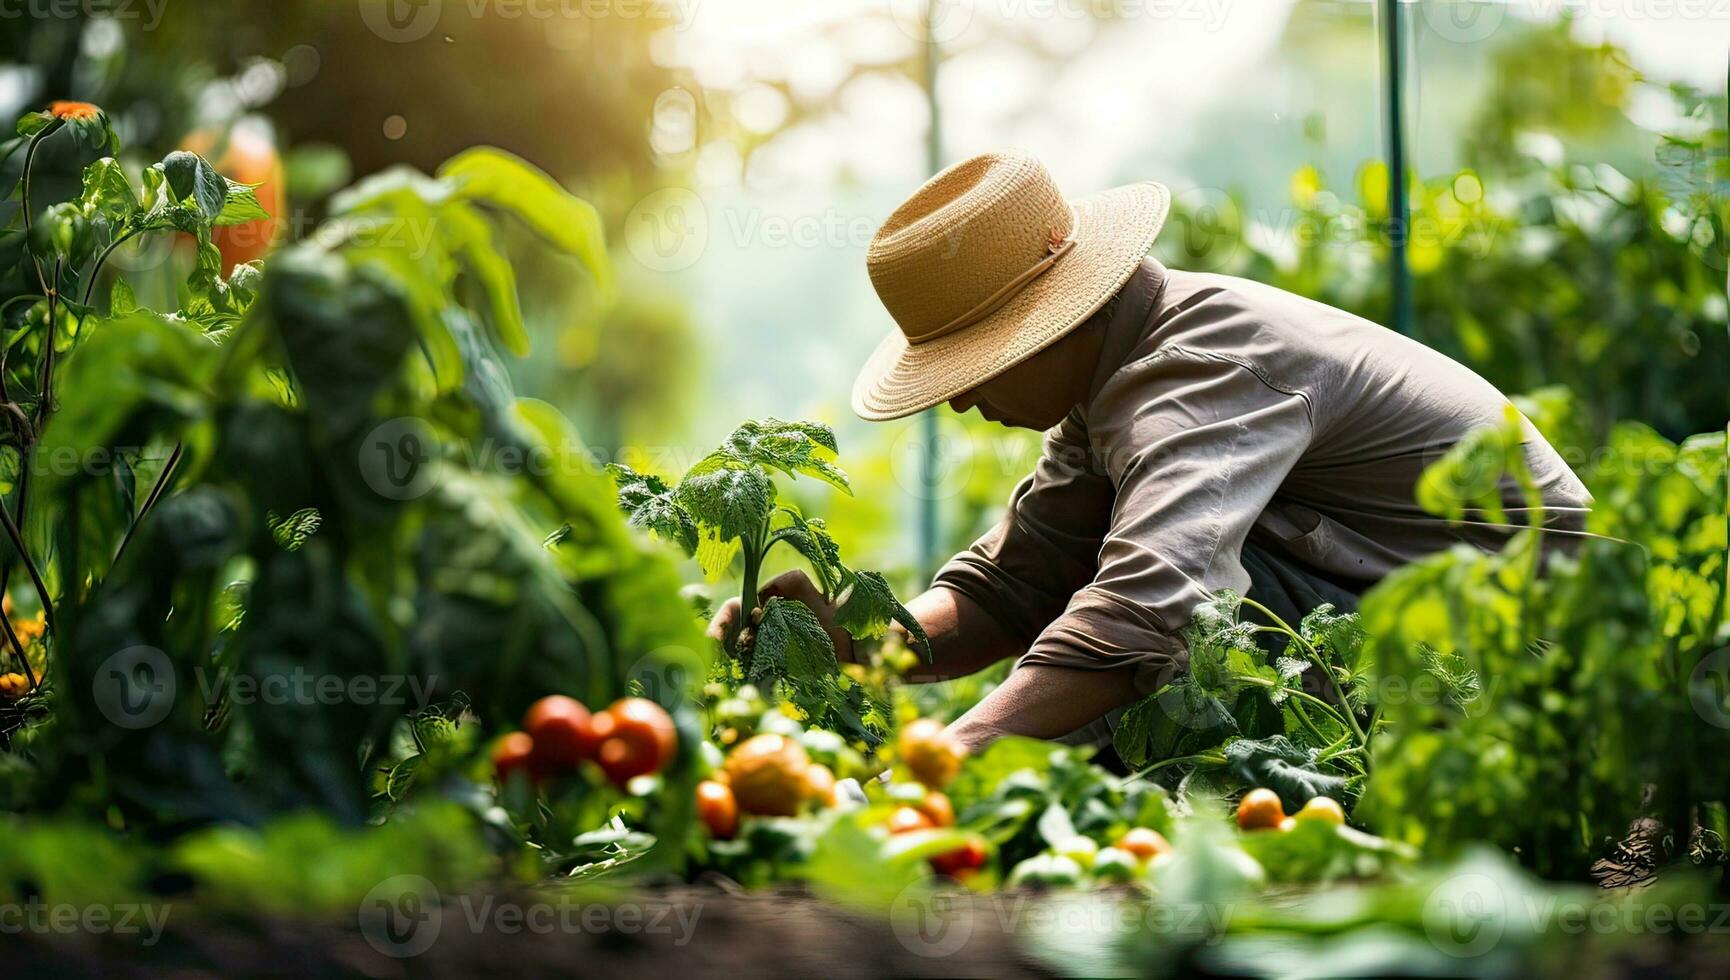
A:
[[609, 421, 929, 743]]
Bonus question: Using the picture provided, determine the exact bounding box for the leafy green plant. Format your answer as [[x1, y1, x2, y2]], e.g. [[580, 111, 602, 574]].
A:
[[609, 419, 929, 741], [1356, 409, 1727, 878], [0, 104, 706, 875], [1110, 590, 1413, 811]]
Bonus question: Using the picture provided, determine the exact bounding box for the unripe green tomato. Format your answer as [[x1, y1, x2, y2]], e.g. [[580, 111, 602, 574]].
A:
[[1007, 853, 1084, 888], [1091, 846, 1140, 883], [1054, 836, 1099, 870]]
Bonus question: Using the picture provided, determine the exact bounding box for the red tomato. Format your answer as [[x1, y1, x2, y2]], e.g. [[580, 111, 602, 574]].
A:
[[592, 698, 678, 786], [521, 695, 596, 774], [492, 732, 536, 786], [930, 839, 988, 877]]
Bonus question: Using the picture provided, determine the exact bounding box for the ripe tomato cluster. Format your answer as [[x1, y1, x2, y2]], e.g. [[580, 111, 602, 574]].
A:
[[885, 719, 986, 878], [695, 732, 841, 838], [1234, 788, 1346, 832], [493, 695, 677, 790]]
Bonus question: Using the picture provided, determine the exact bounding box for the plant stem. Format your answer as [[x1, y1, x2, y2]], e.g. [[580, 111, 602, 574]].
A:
[[1240, 596, 1369, 746], [1286, 697, 1335, 747], [1235, 674, 1357, 741], [110, 441, 184, 571], [18, 121, 64, 300], [0, 607, 36, 691], [1120, 750, 1228, 785], [0, 497, 52, 636], [732, 524, 766, 658]]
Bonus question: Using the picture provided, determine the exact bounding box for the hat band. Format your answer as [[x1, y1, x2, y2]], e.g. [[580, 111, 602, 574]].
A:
[[908, 232, 1078, 346]]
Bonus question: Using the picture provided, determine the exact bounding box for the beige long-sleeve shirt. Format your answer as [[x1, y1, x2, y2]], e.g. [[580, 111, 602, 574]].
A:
[[933, 258, 1590, 694]]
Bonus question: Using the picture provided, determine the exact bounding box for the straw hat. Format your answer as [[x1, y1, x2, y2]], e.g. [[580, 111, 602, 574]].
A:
[[851, 150, 1169, 421]]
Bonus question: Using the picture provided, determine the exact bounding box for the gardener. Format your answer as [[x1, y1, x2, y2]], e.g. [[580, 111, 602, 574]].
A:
[[711, 150, 1590, 756]]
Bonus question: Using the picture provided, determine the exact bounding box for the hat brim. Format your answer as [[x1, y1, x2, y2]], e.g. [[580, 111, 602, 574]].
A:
[[851, 180, 1170, 422]]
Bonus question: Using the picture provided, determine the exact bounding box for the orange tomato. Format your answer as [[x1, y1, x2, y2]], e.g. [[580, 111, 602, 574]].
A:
[[492, 732, 536, 786], [521, 695, 596, 774], [0, 673, 30, 700], [1116, 827, 1172, 861], [212, 126, 283, 272], [899, 718, 965, 789], [888, 806, 935, 835], [1235, 788, 1286, 831], [592, 698, 678, 786], [916, 789, 955, 828], [930, 839, 988, 877], [724, 734, 812, 816], [696, 780, 739, 839], [804, 762, 837, 807]]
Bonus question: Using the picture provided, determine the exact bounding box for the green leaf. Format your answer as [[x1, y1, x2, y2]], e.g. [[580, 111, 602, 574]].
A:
[[676, 452, 775, 542], [607, 462, 698, 555], [723, 419, 850, 492], [749, 597, 838, 686], [1418, 644, 1482, 708], [770, 508, 844, 594], [1236, 818, 1414, 884], [266, 508, 322, 552], [437, 147, 613, 293], [834, 569, 931, 658], [109, 276, 138, 315], [1222, 736, 1347, 812], [213, 180, 270, 227], [440, 205, 529, 356], [80, 157, 137, 222], [160, 150, 229, 222]]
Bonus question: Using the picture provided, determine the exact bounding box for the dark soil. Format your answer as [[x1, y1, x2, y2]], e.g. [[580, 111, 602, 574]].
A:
[[8, 883, 1055, 979]]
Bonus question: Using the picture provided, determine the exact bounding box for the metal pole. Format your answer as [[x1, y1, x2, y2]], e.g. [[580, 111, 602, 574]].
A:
[[1379, 0, 1413, 335], [917, 0, 943, 581]]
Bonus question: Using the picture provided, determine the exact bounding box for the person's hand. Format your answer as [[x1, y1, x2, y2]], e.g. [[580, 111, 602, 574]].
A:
[[706, 570, 856, 663]]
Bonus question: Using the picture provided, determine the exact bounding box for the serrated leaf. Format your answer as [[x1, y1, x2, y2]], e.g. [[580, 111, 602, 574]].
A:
[[834, 569, 931, 659], [695, 529, 741, 580], [608, 462, 698, 555], [1418, 643, 1482, 708], [772, 508, 844, 595], [722, 419, 851, 493], [266, 507, 322, 552], [676, 452, 775, 541], [749, 597, 838, 686], [1222, 736, 1347, 812]]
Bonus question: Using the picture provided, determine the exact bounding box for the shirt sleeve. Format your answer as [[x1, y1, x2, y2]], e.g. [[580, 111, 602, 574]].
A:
[[931, 411, 1115, 645], [1019, 347, 1314, 695]]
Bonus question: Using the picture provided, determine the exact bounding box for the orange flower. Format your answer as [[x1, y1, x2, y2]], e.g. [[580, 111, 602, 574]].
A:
[[11, 614, 44, 646], [48, 100, 102, 121]]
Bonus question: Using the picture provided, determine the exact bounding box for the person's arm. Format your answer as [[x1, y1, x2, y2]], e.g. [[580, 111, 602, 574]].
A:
[[946, 663, 1141, 752]]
